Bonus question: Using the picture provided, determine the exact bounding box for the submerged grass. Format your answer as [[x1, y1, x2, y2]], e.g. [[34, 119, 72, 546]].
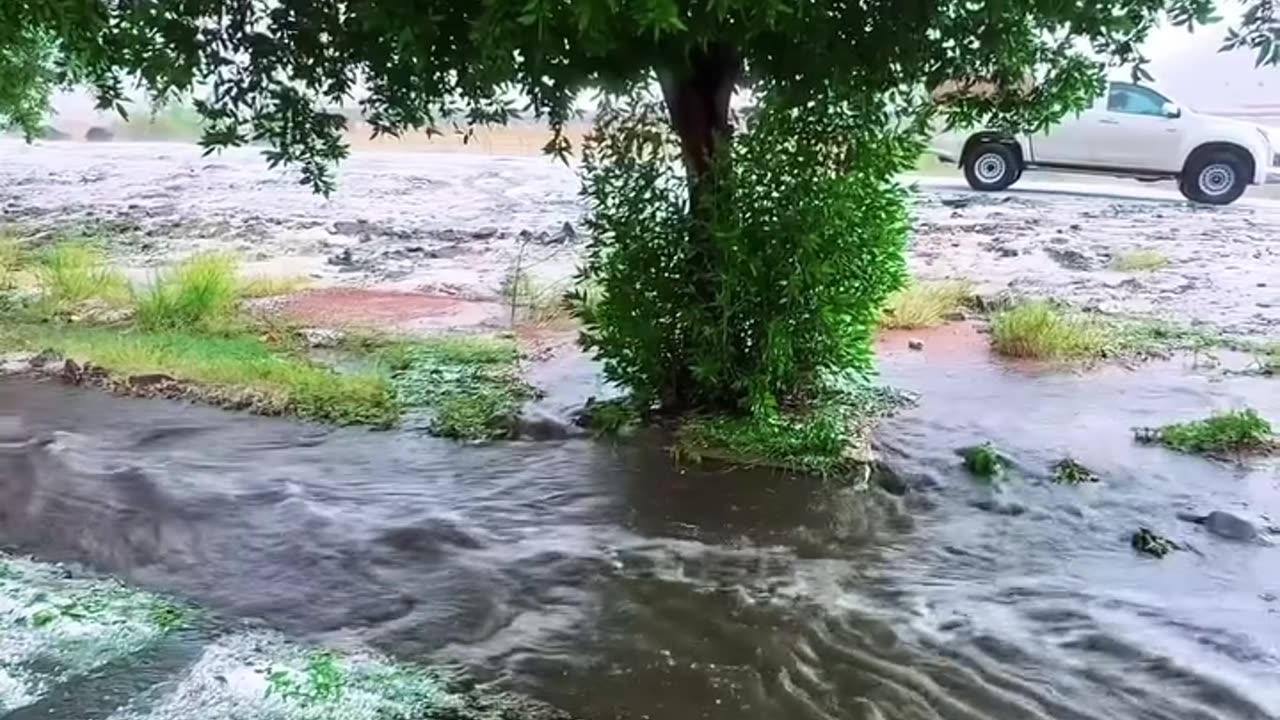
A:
[[1110, 250, 1169, 272], [880, 279, 974, 330], [1138, 408, 1275, 455], [387, 336, 532, 440], [1, 325, 398, 427]]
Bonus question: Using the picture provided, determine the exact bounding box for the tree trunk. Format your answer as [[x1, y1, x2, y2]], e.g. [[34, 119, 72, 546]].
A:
[[656, 45, 740, 412]]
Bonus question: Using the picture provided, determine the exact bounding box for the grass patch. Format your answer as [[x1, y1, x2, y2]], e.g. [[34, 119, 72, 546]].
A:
[[387, 336, 533, 440], [501, 269, 572, 326], [240, 274, 312, 299], [990, 302, 1110, 360], [134, 253, 242, 333], [0, 324, 398, 427], [0, 236, 27, 291], [1110, 249, 1169, 272], [1136, 408, 1275, 455], [880, 279, 974, 329], [33, 243, 130, 312], [676, 384, 904, 475]]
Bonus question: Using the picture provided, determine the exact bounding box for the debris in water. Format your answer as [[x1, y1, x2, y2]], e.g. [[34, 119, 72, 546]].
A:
[[1131, 528, 1178, 558], [1051, 458, 1100, 484]]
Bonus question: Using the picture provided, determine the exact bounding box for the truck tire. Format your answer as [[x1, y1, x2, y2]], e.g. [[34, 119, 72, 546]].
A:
[[963, 142, 1020, 191], [1179, 152, 1248, 205]]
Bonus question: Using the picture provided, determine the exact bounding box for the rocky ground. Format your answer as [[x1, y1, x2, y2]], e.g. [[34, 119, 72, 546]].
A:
[[1, 139, 1277, 342]]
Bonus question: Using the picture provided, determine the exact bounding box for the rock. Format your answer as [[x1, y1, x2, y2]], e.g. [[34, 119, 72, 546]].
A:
[[1180, 510, 1260, 542], [471, 226, 499, 240], [875, 471, 909, 496], [332, 219, 369, 236], [127, 373, 177, 388], [509, 409, 583, 441], [1179, 510, 1257, 540], [327, 248, 355, 267], [907, 339, 925, 351], [0, 353, 35, 376], [1043, 246, 1095, 271], [551, 222, 578, 244], [27, 349, 64, 369], [997, 246, 1020, 258], [944, 311, 968, 322], [971, 498, 1026, 516], [84, 126, 114, 142], [298, 327, 346, 349]]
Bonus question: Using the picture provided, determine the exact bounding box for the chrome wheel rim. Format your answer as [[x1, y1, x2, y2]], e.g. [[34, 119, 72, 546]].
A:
[[1197, 163, 1235, 196], [974, 153, 1007, 184]]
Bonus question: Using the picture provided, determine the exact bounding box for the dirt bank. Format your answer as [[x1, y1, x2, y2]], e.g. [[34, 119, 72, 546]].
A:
[[1, 139, 1277, 342]]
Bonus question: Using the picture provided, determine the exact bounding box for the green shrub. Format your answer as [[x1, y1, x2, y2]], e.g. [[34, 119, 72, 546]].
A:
[[576, 92, 915, 418], [135, 253, 242, 332], [990, 302, 1108, 360], [881, 280, 974, 329], [961, 443, 1009, 481], [388, 337, 531, 440], [34, 243, 130, 310]]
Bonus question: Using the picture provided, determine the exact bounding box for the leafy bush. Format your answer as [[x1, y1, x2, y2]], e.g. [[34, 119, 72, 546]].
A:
[[34, 243, 130, 310], [135, 253, 242, 332], [576, 92, 915, 418]]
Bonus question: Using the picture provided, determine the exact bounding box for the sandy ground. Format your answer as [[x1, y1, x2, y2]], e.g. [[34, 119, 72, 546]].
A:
[[0, 139, 1277, 342]]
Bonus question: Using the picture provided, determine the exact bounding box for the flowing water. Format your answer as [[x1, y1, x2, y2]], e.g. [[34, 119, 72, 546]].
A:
[[1, 337, 1278, 719]]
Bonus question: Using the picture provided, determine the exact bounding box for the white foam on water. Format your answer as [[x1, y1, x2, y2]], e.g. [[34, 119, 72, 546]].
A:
[[109, 631, 468, 720], [0, 554, 182, 713]]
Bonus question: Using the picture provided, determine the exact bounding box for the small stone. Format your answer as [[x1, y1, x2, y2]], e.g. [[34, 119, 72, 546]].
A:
[[1261, 593, 1277, 603], [471, 226, 499, 240], [908, 339, 925, 351], [298, 327, 346, 349], [1202, 511, 1259, 542], [944, 311, 968, 322], [997, 246, 1020, 257]]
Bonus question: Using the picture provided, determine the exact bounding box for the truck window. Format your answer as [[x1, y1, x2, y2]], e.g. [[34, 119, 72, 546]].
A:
[[1106, 83, 1170, 117]]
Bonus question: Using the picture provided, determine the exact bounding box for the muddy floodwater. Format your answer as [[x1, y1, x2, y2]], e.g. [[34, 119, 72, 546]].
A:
[[2, 336, 1278, 719], [1, 140, 1279, 718]]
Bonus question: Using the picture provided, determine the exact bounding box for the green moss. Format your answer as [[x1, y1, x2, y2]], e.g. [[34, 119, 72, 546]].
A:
[[389, 336, 533, 440], [1139, 408, 1275, 455], [880, 279, 973, 330], [1051, 457, 1100, 484], [960, 442, 1009, 481], [0, 325, 398, 428]]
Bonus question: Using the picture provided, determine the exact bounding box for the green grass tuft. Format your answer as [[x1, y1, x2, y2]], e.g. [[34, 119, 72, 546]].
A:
[[1140, 408, 1275, 455], [0, 235, 27, 290], [1110, 249, 1169, 272], [134, 253, 243, 332], [388, 336, 531, 440], [34, 243, 131, 311], [880, 279, 973, 330], [990, 302, 1109, 360]]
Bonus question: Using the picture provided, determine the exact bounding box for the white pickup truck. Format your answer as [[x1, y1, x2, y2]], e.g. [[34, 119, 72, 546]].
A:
[[930, 81, 1280, 205]]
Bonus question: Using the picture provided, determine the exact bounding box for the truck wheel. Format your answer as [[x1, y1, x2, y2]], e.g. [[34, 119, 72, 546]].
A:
[[1179, 152, 1248, 205], [963, 142, 1020, 191]]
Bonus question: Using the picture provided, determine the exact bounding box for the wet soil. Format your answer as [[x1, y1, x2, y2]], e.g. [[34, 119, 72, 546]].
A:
[[3, 140, 1277, 342]]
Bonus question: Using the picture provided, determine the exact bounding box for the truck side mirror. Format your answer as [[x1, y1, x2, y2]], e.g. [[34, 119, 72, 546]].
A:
[[1161, 102, 1182, 119]]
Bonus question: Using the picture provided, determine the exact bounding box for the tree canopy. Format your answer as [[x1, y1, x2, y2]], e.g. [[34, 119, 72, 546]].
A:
[[4, 0, 1267, 192]]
